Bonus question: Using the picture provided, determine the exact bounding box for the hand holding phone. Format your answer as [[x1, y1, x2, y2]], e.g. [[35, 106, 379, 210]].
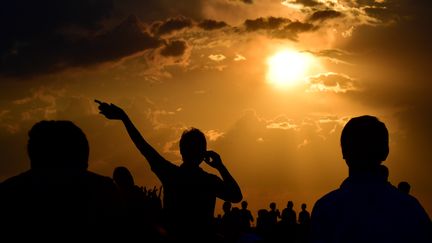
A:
[[204, 150, 223, 169]]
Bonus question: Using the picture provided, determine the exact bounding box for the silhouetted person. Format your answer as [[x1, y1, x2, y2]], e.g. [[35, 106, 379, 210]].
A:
[[268, 202, 281, 226], [256, 209, 271, 239], [298, 203, 311, 243], [281, 200, 297, 225], [398, 181, 411, 194], [239, 201, 254, 231], [96, 100, 242, 242], [298, 203, 310, 225], [0, 120, 122, 240], [113, 166, 160, 240], [279, 201, 298, 243], [310, 115, 432, 243]]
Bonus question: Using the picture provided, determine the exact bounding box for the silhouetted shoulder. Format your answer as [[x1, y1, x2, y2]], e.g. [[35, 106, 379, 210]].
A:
[[312, 179, 431, 243], [150, 158, 178, 182], [1, 170, 32, 188], [1, 171, 44, 198]]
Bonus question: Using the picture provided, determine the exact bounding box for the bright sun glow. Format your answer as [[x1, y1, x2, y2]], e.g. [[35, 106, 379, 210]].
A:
[[266, 50, 313, 88]]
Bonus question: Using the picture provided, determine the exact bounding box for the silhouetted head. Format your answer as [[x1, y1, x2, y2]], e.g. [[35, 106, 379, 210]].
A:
[[232, 207, 240, 216], [113, 166, 135, 188], [241, 201, 248, 209], [341, 116, 389, 169], [223, 201, 232, 214], [179, 128, 207, 166], [270, 202, 276, 210], [398, 181, 411, 194], [287, 201, 294, 209], [27, 120, 89, 171], [301, 203, 307, 210]]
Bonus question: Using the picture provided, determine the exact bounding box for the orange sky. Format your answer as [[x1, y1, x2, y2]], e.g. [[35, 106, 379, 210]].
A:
[[1, 0, 431, 217]]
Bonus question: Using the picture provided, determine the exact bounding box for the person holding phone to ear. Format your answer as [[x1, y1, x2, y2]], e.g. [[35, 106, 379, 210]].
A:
[[95, 100, 242, 242]]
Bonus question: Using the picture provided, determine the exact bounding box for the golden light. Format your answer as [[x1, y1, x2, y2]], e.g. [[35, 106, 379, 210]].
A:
[[266, 50, 313, 88]]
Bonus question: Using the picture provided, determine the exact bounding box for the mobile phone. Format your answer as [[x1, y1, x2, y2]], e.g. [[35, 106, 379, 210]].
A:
[[204, 151, 211, 163]]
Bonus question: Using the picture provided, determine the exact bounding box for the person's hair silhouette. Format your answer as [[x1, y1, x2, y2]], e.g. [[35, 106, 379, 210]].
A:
[[179, 128, 207, 165], [398, 181, 411, 194], [223, 201, 232, 215], [113, 166, 135, 189], [340, 115, 389, 169], [95, 100, 242, 241], [0, 120, 122, 240], [310, 115, 431, 243], [28, 120, 89, 170]]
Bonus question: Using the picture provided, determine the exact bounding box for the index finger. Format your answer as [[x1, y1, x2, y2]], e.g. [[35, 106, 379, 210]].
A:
[[94, 99, 103, 105]]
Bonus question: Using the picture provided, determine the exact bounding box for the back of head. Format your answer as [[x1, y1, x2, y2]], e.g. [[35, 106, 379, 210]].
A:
[[287, 201, 294, 209], [241, 201, 248, 209], [113, 166, 135, 188], [179, 127, 207, 165], [27, 120, 89, 171], [223, 201, 232, 213], [270, 202, 276, 210], [341, 115, 389, 169], [398, 181, 411, 194]]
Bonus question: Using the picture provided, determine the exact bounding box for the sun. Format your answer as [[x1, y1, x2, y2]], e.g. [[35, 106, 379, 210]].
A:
[[266, 50, 313, 88]]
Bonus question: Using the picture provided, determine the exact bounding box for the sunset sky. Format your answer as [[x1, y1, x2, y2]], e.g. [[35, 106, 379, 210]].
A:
[[1, 0, 431, 217]]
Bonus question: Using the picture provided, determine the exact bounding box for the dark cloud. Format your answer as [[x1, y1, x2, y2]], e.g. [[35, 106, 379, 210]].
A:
[[243, 16, 316, 41], [0, 0, 113, 41], [0, 0, 115, 77], [272, 21, 317, 40], [244, 17, 292, 31], [227, 0, 253, 4], [113, 0, 205, 22], [308, 10, 344, 22], [0, 0, 113, 59], [160, 40, 187, 57], [0, 15, 162, 78], [198, 19, 228, 30], [345, 0, 432, 63], [75, 15, 162, 65], [152, 17, 193, 36], [283, 0, 322, 7]]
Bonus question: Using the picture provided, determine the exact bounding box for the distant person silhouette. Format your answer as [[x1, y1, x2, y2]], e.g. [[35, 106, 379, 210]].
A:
[[112, 166, 158, 240], [298, 203, 310, 225], [398, 181, 411, 194], [0, 120, 122, 240], [239, 201, 254, 231], [298, 203, 311, 243], [96, 100, 242, 241], [268, 202, 281, 226], [281, 201, 297, 225], [256, 209, 271, 238], [310, 115, 431, 243], [278, 200, 298, 243]]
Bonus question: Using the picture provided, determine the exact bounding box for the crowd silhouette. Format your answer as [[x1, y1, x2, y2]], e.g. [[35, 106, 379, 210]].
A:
[[0, 102, 431, 242]]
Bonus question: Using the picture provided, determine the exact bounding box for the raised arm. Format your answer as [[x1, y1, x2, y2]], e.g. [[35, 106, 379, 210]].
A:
[[205, 150, 243, 203], [95, 100, 167, 169]]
